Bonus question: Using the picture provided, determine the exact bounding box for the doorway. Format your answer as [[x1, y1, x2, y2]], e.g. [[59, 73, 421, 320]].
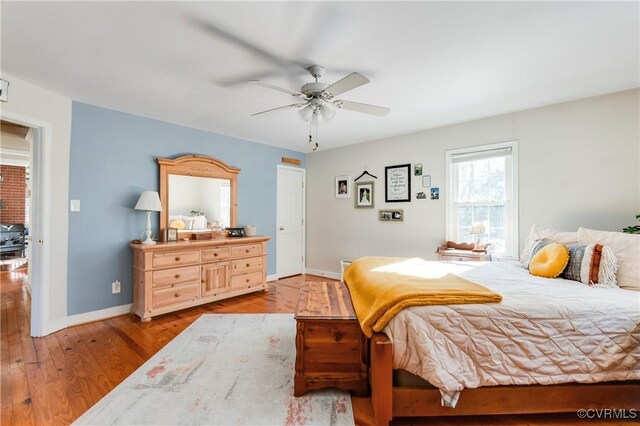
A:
[[276, 165, 305, 278], [0, 115, 46, 337]]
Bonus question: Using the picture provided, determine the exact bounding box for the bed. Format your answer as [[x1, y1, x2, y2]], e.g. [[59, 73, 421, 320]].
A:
[[345, 257, 640, 425]]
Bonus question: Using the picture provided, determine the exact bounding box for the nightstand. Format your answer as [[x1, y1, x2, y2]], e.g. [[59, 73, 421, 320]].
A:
[[437, 249, 493, 262]]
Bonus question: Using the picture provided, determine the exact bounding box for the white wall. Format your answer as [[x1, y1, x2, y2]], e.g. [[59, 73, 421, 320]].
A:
[[306, 89, 640, 274], [1, 73, 72, 332]]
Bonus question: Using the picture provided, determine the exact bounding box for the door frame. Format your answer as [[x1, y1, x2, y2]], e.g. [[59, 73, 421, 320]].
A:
[[1, 111, 52, 337], [276, 165, 306, 279]]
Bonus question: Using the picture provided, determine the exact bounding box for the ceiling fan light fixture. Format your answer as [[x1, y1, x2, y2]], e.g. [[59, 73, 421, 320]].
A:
[[320, 104, 336, 121], [298, 104, 313, 122], [310, 110, 319, 126]]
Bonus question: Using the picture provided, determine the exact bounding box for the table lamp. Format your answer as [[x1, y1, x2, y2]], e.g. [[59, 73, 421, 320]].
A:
[[135, 191, 162, 245], [469, 222, 486, 251]]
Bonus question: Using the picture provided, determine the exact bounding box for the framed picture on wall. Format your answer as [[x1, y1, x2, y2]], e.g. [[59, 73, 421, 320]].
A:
[[385, 164, 411, 202], [335, 175, 351, 198], [379, 209, 403, 221], [355, 181, 374, 208]]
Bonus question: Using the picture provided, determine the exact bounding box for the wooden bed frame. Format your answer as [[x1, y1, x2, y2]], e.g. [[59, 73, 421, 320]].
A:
[[370, 333, 640, 425]]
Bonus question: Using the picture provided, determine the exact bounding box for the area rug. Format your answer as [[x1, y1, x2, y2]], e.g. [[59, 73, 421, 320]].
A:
[[74, 314, 354, 425]]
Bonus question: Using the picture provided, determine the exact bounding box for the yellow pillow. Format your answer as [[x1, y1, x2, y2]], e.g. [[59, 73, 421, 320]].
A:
[[169, 219, 186, 230], [529, 243, 570, 278]]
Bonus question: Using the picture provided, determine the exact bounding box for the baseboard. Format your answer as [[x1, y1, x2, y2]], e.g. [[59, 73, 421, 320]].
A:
[[66, 304, 133, 328], [304, 268, 341, 281], [42, 317, 68, 336], [266, 274, 278, 282]]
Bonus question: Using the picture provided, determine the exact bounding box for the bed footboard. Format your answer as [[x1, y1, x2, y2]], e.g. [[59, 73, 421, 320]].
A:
[[370, 332, 393, 426], [368, 332, 640, 425]]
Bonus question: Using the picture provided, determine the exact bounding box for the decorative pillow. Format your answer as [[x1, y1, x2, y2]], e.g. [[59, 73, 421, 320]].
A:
[[528, 239, 552, 268], [190, 215, 207, 231], [529, 243, 570, 278], [520, 225, 578, 267], [169, 218, 186, 230], [578, 228, 640, 291], [563, 244, 618, 288]]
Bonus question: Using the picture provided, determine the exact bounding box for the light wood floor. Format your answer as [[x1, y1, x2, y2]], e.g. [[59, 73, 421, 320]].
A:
[[1, 270, 630, 425]]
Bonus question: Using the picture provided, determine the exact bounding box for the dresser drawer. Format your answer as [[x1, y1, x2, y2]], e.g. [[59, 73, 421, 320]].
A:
[[231, 257, 263, 275], [230, 244, 263, 258], [230, 271, 264, 289], [153, 266, 199, 289], [153, 250, 199, 268], [202, 247, 230, 262], [153, 283, 199, 308]]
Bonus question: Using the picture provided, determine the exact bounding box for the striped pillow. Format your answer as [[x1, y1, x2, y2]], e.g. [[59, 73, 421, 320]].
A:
[[527, 239, 552, 269], [562, 244, 618, 288]]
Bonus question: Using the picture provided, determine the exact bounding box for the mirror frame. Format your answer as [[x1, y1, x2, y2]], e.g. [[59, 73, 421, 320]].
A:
[[158, 155, 240, 237]]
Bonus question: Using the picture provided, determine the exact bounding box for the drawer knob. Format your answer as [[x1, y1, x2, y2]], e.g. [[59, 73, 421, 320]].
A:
[[174, 274, 180, 279], [175, 256, 181, 261], [214, 253, 218, 257], [246, 278, 250, 283], [246, 263, 250, 267], [245, 249, 250, 253], [174, 293, 179, 298]]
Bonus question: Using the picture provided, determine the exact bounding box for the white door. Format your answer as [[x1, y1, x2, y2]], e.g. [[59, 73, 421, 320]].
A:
[[277, 166, 305, 278]]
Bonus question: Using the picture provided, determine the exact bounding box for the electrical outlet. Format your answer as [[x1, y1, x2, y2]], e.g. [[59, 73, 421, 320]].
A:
[[112, 280, 121, 294]]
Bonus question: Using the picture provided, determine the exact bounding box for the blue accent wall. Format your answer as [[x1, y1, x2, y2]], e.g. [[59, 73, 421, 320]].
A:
[[68, 102, 305, 315]]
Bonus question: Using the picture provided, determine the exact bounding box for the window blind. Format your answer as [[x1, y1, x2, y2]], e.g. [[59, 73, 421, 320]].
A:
[[451, 146, 512, 163]]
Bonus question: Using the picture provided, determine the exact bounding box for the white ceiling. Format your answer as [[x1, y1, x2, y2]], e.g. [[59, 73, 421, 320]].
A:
[[2, 2, 638, 153]]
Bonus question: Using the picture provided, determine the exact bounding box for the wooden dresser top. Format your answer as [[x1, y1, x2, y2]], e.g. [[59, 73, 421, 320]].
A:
[[129, 235, 270, 252], [295, 281, 357, 321]]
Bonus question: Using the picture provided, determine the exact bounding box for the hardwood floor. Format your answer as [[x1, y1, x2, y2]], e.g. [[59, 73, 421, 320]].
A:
[[1, 271, 631, 425]]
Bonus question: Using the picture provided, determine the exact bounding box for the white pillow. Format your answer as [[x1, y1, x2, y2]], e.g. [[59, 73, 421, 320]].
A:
[[578, 228, 640, 291], [520, 224, 578, 267], [190, 215, 207, 231]]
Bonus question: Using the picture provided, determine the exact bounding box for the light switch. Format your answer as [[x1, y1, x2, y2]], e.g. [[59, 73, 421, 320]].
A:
[[70, 200, 80, 212]]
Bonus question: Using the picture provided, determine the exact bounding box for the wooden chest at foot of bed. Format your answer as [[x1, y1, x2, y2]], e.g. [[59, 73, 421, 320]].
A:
[[294, 281, 369, 397]]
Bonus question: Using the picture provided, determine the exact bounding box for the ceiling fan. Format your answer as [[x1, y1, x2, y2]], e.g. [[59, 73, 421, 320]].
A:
[[250, 64, 390, 123], [190, 16, 390, 150]]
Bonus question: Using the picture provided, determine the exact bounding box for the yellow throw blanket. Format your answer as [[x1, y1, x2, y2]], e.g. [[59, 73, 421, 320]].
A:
[[344, 257, 503, 337]]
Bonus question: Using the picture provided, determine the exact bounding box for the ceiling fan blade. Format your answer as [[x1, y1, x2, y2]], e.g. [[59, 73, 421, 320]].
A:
[[324, 73, 369, 97], [190, 17, 304, 72], [334, 100, 390, 117], [249, 80, 303, 97], [251, 103, 307, 117]]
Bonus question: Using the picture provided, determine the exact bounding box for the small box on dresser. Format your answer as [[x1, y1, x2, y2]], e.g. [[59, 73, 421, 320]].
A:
[[130, 235, 270, 322]]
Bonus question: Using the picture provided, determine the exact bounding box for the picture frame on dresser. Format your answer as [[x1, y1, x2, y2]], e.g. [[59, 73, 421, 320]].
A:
[[166, 227, 178, 242]]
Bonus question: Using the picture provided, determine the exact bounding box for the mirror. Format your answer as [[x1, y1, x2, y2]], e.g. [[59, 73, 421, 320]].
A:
[[158, 155, 239, 239], [168, 175, 231, 232]]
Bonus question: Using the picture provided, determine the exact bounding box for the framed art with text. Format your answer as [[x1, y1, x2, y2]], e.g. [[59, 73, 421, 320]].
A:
[[385, 164, 411, 202]]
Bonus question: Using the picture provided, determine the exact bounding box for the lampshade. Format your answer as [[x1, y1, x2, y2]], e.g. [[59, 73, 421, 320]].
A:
[[134, 191, 162, 212], [469, 222, 486, 235]]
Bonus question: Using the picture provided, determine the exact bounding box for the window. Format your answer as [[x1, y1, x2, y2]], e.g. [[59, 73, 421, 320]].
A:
[[446, 141, 518, 258]]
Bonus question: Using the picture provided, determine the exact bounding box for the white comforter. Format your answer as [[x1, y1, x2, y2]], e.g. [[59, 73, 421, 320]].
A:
[[383, 261, 640, 406]]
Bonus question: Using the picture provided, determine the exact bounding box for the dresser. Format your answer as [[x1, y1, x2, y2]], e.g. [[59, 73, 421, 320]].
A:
[[130, 236, 270, 322]]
